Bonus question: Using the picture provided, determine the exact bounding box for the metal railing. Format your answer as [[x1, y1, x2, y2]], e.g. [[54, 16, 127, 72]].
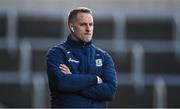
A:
[[153, 77, 167, 109]]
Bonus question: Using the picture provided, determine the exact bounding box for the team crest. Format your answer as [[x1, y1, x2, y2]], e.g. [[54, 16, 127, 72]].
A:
[[96, 59, 103, 67]]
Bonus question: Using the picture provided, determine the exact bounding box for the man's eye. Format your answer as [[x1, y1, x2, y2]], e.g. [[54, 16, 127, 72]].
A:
[[80, 23, 86, 26], [89, 23, 93, 26]]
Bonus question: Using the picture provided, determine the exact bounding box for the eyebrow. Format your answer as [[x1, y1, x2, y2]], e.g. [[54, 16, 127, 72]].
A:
[[80, 22, 93, 25]]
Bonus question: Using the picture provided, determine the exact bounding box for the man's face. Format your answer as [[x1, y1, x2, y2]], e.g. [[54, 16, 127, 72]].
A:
[[71, 12, 94, 42]]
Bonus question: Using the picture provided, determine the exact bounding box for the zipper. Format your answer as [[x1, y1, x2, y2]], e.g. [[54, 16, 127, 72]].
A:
[[82, 49, 88, 74]]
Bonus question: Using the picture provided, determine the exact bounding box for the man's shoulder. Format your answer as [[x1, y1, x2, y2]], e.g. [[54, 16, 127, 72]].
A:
[[49, 42, 66, 50], [47, 42, 65, 54], [91, 44, 112, 58], [91, 44, 107, 55]]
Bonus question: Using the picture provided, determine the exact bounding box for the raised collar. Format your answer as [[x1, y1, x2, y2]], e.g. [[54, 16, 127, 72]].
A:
[[66, 34, 92, 49]]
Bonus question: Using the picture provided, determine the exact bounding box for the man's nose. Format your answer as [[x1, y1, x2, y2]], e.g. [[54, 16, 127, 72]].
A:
[[86, 25, 91, 32]]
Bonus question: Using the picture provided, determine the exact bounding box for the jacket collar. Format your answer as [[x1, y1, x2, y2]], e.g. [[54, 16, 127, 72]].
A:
[[66, 34, 92, 49]]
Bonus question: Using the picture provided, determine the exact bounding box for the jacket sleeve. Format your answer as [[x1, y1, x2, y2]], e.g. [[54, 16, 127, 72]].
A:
[[46, 47, 97, 93], [81, 52, 117, 101]]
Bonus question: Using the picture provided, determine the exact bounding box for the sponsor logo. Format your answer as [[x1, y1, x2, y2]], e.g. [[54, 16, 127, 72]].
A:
[[68, 58, 80, 63], [96, 59, 103, 67]]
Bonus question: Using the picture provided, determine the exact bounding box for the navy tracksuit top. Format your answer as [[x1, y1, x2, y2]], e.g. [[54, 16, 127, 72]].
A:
[[46, 35, 117, 108]]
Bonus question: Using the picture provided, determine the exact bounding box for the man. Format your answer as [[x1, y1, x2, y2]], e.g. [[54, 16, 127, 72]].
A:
[[46, 7, 117, 108]]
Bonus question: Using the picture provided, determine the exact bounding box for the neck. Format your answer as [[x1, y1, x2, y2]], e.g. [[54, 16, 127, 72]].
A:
[[67, 34, 92, 48]]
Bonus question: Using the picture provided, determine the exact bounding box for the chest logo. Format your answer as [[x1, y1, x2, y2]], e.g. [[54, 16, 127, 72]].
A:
[[68, 58, 80, 63], [96, 59, 103, 67]]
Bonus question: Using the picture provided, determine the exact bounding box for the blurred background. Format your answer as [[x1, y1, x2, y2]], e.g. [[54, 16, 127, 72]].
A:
[[0, 0, 180, 108]]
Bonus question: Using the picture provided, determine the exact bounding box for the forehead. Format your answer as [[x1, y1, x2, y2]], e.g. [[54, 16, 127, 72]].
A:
[[76, 12, 93, 23]]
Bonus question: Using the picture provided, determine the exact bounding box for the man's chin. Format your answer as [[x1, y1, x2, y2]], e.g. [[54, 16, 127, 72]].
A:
[[84, 38, 92, 43]]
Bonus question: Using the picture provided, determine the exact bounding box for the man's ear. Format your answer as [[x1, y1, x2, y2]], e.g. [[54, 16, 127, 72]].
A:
[[69, 23, 74, 32], [71, 26, 74, 32]]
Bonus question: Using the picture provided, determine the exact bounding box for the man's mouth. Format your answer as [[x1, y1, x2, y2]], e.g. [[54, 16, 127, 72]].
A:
[[84, 33, 91, 35]]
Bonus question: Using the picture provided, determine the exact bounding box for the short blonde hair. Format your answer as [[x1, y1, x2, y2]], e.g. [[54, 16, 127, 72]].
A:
[[68, 7, 92, 25]]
